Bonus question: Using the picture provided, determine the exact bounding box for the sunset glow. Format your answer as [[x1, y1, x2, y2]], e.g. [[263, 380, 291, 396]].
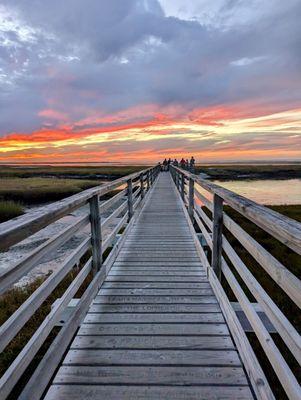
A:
[[0, 1, 300, 163]]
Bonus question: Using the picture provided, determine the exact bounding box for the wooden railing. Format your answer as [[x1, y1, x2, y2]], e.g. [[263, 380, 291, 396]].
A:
[[0, 165, 160, 400], [170, 165, 301, 400]]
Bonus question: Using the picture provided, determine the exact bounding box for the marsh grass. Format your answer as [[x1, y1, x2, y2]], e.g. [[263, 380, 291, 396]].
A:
[[195, 164, 301, 180], [0, 177, 103, 204], [0, 165, 147, 179], [0, 201, 24, 223]]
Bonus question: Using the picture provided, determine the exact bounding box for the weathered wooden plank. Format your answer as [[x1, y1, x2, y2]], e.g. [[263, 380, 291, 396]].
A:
[[45, 384, 253, 400], [113, 261, 202, 265], [63, 349, 240, 366], [97, 288, 213, 296], [89, 303, 221, 313], [111, 265, 205, 270], [84, 312, 224, 323], [71, 335, 234, 350], [101, 282, 212, 288], [108, 270, 206, 275], [78, 323, 228, 336], [93, 295, 218, 304], [54, 365, 247, 385], [105, 275, 209, 282]]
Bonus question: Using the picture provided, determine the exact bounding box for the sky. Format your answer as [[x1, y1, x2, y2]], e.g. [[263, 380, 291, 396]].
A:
[[0, 0, 300, 164]]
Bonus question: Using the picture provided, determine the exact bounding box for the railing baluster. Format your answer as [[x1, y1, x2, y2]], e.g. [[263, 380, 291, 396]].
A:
[[188, 177, 194, 220], [181, 173, 185, 200], [146, 170, 150, 191], [212, 193, 223, 280], [89, 194, 102, 274], [127, 178, 133, 221], [140, 173, 145, 199]]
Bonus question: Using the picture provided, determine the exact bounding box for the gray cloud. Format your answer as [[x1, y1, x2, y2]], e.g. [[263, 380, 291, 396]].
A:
[[0, 0, 300, 135]]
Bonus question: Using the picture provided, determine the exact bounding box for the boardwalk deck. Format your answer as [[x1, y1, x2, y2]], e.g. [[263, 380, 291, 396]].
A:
[[45, 173, 253, 400]]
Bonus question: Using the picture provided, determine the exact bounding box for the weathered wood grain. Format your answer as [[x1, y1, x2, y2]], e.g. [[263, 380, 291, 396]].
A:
[[54, 365, 247, 385], [71, 335, 234, 350], [83, 312, 224, 323], [45, 384, 253, 400], [63, 349, 240, 366]]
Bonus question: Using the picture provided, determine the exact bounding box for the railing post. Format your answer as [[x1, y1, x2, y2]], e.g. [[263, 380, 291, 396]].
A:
[[212, 193, 223, 280], [146, 170, 150, 191], [181, 173, 185, 200], [127, 178, 133, 221], [89, 194, 102, 274], [140, 173, 144, 199], [188, 177, 194, 220]]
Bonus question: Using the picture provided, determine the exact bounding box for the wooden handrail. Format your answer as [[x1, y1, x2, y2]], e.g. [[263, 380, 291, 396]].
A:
[[0, 164, 160, 400], [0, 167, 155, 251], [170, 165, 301, 400], [171, 165, 301, 255]]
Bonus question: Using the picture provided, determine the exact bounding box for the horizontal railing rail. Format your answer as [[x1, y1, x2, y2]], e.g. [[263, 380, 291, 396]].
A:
[[0, 165, 160, 400], [170, 165, 301, 400]]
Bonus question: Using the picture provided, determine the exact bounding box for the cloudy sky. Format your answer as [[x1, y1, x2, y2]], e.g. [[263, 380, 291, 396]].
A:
[[0, 0, 300, 163]]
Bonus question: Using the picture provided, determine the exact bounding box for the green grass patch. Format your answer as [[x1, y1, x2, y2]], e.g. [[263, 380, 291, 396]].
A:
[[0, 177, 103, 204], [195, 164, 301, 180], [0, 165, 147, 179], [0, 201, 24, 223]]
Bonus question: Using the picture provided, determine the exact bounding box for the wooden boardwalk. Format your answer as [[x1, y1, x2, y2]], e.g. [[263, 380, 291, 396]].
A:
[[45, 173, 253, 399]]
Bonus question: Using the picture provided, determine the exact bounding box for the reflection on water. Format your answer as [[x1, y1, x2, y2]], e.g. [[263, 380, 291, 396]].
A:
[[212, 179, 301, 205]]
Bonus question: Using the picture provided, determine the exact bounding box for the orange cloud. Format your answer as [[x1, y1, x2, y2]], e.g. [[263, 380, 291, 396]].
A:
[[0, 103, 300, 163]]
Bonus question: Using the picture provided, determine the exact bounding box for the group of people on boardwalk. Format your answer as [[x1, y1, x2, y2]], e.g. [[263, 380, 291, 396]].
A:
[[160, 156, 195, 173]]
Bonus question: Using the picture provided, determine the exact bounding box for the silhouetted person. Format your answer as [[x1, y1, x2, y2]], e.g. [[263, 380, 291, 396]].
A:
[[190, 156, 195, 173]]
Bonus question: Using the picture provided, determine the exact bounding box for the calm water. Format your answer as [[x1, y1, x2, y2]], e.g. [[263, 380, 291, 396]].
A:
[[212, 179, 301, 205]]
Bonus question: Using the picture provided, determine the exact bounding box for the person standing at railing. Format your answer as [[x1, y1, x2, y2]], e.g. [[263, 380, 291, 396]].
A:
[[173, 159, 179, 166], [180, 158, 186, 168], [190, 156, 195, 173]]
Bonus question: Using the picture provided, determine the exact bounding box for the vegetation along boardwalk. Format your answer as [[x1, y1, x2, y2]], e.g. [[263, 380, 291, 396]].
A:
[[0, 167, 300, 399]]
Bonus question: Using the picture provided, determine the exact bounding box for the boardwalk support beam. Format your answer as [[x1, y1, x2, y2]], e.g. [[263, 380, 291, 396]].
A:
[[127, 179, 133, 221], [89, 194, 102, 274], [181, 173, 185, 200], [140, 173, 145, 199], [212, 193, 223, 280], [188, 177, 194, 220]]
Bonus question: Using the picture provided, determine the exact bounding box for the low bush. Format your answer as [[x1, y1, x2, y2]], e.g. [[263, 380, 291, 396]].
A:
[[0, 201, 24, 222]]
